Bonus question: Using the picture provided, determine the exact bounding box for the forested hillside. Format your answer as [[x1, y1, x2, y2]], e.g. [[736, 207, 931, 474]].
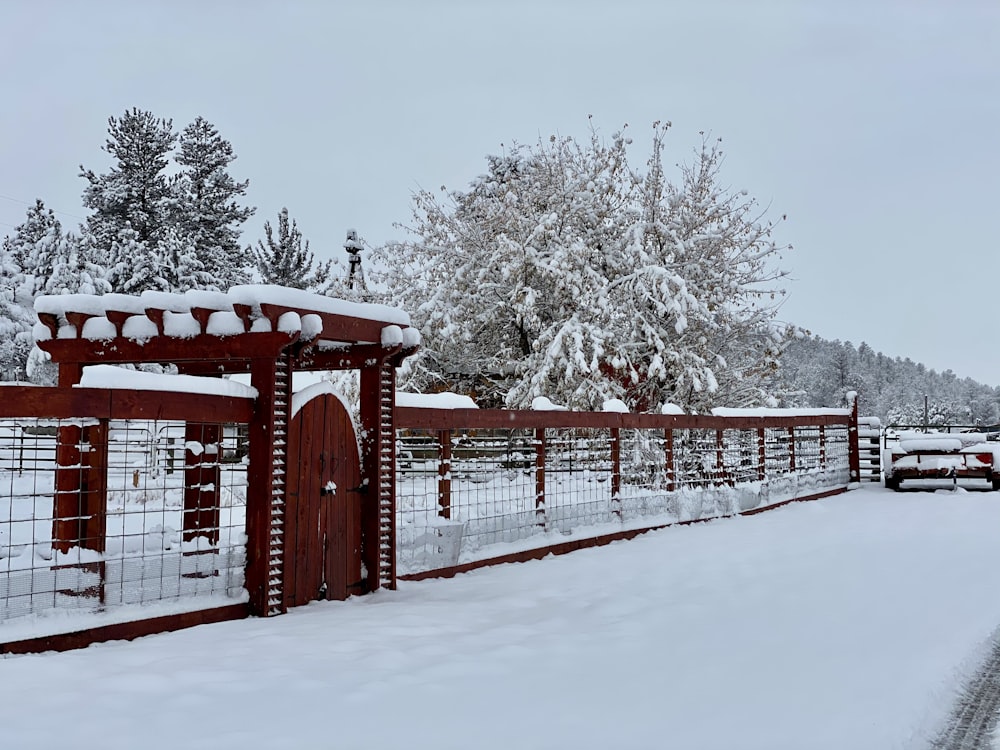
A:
[[772, 335, 1000, 425]]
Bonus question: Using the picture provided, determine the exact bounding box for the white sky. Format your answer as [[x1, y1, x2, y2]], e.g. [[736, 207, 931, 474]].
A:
[[2, 0, 999, 385]]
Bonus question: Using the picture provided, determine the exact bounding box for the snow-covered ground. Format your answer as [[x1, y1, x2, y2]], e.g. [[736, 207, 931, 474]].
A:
[[2, 485, 999, 749]]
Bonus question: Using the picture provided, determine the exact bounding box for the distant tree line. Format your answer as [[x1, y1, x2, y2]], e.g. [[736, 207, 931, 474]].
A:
[[771, 335, 1000, 425]]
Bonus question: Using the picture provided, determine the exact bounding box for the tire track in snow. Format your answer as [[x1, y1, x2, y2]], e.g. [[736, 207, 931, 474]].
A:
[[932, 634, 1000, 750]]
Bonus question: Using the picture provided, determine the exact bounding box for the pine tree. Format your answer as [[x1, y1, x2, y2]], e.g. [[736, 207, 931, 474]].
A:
[[0, 238, 34, 381], [43, 233, 111, 296], [251, 208, 332, 291], [80, 108, 176, 290], [1, 199, 63, 295], [174, 116, 255, 288]]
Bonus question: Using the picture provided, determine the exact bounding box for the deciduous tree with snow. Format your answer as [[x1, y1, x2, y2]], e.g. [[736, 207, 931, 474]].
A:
[[373, 121, 790, 412]]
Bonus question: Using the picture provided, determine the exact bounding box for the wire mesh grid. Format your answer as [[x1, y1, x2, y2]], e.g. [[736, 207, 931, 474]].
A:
[[0, 418, 248, 627], [397, 421, 855, 575]]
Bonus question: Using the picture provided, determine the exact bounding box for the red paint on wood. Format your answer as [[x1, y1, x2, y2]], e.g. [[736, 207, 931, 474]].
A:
[[183, 423, 221, 546], [535, 427, 546, 528], [610, 427, 621, 518], [665, 428, 675, 492], [0, 604, 249, 655], [438, 429, 452, 519]]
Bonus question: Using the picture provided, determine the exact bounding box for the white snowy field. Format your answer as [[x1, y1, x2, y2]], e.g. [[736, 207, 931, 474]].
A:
[[2, 485, 1000, 749]]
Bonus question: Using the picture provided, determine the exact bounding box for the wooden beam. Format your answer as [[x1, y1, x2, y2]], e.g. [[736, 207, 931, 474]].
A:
[[37, 331, 299, 366]]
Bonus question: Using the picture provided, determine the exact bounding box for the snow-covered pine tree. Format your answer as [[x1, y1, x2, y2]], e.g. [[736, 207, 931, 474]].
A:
[[43, 233, 111, 296], [174, 117, 255, 288], [80, 108, 176, 292], [0, 237, 34, 381], [373, 122, 790, 412], [251, 208, 332, 291], [2, 199, 63, 295]]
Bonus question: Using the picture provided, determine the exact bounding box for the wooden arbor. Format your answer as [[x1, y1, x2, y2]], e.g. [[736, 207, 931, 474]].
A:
[[34, 286, 419, 616]]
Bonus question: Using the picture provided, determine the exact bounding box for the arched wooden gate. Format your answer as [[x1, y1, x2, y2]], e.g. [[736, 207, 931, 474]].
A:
[[284, 390, 364, 607]]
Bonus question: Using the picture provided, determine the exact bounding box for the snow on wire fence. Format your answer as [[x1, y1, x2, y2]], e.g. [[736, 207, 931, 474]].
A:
[[0, 386, 252, 646], [395, 407, 858, 575]]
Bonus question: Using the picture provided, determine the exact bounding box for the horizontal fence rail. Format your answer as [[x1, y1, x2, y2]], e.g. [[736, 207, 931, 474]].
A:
[[395, 408, 855, 575], [0, 386, 253, 643]]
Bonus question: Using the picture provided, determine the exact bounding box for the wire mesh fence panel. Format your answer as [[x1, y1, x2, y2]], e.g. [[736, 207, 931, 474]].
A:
[[541, 428, 615, 532], [1, 417, 247, 630], [397, 429, 545, 573], [396, 413, 858, 577]]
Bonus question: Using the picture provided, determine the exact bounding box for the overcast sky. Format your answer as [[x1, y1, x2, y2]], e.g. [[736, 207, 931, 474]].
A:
[[2, 1, 999, 385]]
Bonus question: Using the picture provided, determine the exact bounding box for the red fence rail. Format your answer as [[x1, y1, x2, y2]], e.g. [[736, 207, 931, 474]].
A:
[[395, 407, 858, 575], [0, 386, 253, 649]]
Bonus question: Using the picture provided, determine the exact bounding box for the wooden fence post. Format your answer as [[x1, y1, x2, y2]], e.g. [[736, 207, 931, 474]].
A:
[[438, 429, 451, 519], [788, 427, 796, 473], [665, 429, 675, 492], [819, 425, 827, 469], [756, 427, 766, 482], [535, 427, 546, 528], [848, 396, 861, 484], [183, 423, 222, 546], [610, 427, 621, 519]]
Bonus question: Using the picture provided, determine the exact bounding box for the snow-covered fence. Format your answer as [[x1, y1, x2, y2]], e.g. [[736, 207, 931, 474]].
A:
[[395, 407, 859, 575], [0, 386, 253, 649]]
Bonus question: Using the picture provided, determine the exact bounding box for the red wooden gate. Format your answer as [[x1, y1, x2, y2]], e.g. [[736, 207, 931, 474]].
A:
[[284, 391, 364, 607]]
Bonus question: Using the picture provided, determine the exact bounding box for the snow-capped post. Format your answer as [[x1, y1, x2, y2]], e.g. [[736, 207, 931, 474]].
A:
[[535, 428, 547, 528], [847, 391, 861, 484], [756, 427, 767, 482], [182, 422, 221, 546], [610, 427, 622, 519], [819, 425, 827, 469], [716, 429, 728, 484], [665, 428, 676, 492], [787, 427, 796, 473], [438, 429, 452, 519]]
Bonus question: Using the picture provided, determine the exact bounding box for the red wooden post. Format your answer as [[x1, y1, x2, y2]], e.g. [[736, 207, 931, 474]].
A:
[[52, 361, 85, 554], [756, 427, 766, 481], [664, 429, 675, 492], [245, 357, 280, 616], [183, 423, 221, 546], [847, 396, 861, 484], [438, 429, 451, 519], [715, 429, 727, 485], [79, 420, 109, 553], [359, 361, 397, 592], [609, 427, 621, 519], [788, 427, 796, 473], [535, 427, 546, 528]]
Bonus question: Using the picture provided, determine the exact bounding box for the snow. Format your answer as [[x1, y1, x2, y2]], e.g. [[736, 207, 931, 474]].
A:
[[395, 391, 478, 409], [899, 437, 964, 453], [227, 284, 410, 326], [32, 286, 415, 344], [531, 395, 568, 411], [601, 398, 629, 413], [381, 324, 404, 346], [661, 402, 685, 415], [77, 365, 258, 399], [711, 406, 851, 418], [1, 487, 998, 749]]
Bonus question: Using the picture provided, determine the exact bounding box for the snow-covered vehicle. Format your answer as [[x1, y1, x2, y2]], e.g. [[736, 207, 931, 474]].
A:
[[882, 430, 1000, 490]]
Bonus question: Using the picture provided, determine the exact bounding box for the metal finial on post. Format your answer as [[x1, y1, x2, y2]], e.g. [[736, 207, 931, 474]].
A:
[[344, 229, 367, 293]]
